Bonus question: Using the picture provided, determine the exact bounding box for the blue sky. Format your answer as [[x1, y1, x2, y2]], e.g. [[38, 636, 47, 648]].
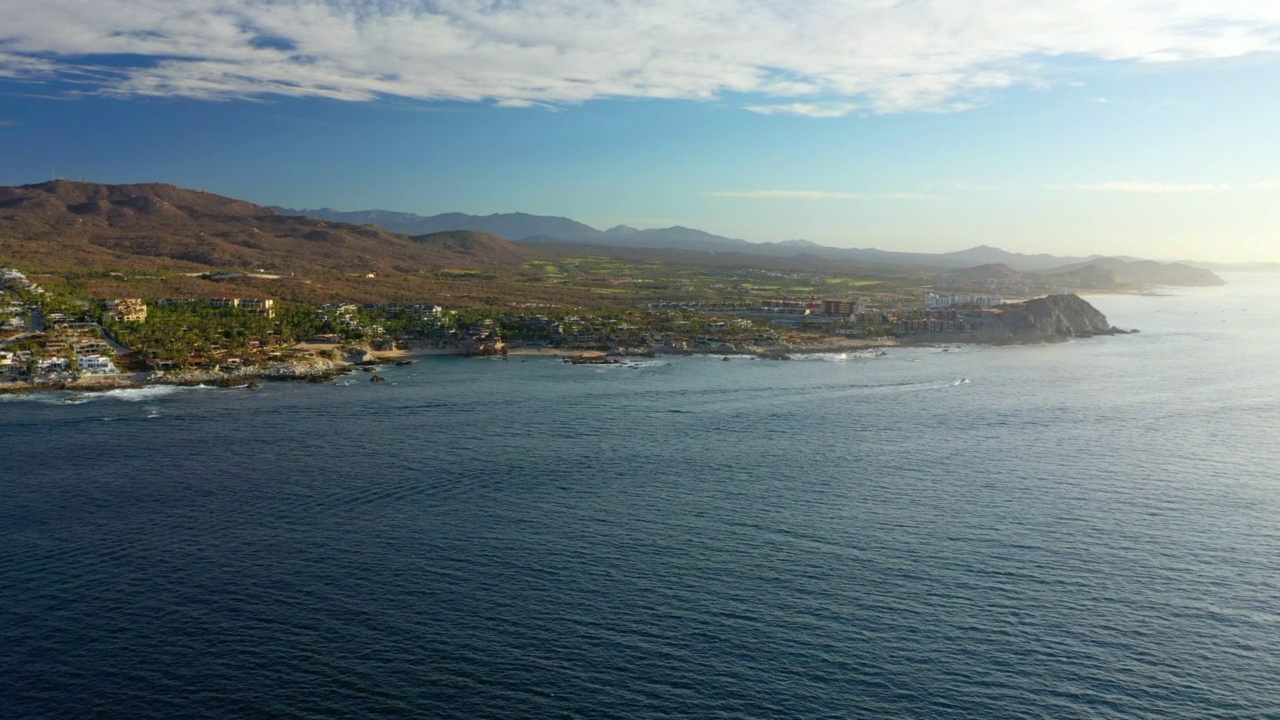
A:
[[2, 1, 1280, 262]]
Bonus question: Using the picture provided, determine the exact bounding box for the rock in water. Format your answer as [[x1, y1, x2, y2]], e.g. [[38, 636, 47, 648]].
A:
[[973, 294, 1124, 345]]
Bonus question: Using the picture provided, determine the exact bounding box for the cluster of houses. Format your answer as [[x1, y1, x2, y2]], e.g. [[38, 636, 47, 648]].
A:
[[19, 309, 120, 378], [1, 299, 25, 331], [1, 269, 40, 333], [924, 293, 1004, 309], [0, 277, 132, 381], [0, 327, 120, 380], [151, 296, 275, 318], [0, 350, 119, 378], [0, 268, 44, 296], [104, 298, 148, 323]]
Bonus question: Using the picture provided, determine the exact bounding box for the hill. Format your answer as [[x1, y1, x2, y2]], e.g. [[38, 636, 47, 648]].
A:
[[409, 229, 528, 262], [1043, 257, 1224, 287], [0, 181, 528, 276], [931, 256, 1225, 290], [973, 294, 1123, 344]]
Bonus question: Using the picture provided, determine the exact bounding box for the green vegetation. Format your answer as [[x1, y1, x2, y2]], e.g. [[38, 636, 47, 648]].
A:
[[109, 303, 326, 367]]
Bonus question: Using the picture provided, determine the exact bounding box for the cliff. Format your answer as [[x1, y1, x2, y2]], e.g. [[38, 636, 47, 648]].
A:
[[972, 294, 1125, 345]]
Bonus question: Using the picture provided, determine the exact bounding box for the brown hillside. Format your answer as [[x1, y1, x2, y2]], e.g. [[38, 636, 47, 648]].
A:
[[0, 181, 527, 276], [411, 230, 529, 262]]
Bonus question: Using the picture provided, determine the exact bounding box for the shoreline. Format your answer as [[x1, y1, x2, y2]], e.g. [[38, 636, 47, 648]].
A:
[[0, 326, 1113, 397], [0, 339, 898, 396]]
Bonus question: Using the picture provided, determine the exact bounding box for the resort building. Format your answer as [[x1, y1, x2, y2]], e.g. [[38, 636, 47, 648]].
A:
[[925, 293, 1004, 309], [104, 298, 148, 323], [208, 297, 276, 317], [237, 298, 275, 318]]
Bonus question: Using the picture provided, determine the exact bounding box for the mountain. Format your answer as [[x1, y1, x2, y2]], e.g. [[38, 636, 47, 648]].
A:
[[272, 207, 604, 242], [0, 181, 528, 275], [276, 206, 1108, 269], [1183, 260, 1280, 273], [539, 225, 754, 252], [934, 257, 1224, 289], [274, 205, 760, 253], [1044, 257, 1224, 286]]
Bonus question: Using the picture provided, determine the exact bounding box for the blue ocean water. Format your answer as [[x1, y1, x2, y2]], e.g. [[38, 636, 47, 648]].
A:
[[2, 276, 1278, 719]]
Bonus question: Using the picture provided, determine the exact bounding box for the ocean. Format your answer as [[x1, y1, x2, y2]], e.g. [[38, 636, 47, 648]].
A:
[[2, 275, 1278, 718]]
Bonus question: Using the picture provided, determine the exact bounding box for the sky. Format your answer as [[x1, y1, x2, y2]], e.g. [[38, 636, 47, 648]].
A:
[[2, 1, 1280, 262]]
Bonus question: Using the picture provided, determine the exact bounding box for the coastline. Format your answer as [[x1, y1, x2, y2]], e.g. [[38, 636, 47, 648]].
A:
[[0, 337, 901, 396], [0, 302, 1123, 397], [0, 355, 349, 396]]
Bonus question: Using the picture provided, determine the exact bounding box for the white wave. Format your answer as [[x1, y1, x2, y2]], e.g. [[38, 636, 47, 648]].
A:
[[91, 386, 187, 402], [2, 384, 222, 404], [93, 385, 218, 402]]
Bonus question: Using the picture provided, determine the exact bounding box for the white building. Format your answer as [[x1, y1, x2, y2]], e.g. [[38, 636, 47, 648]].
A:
[[76, 354, 118, 375], [926, 293, 1004, 309]]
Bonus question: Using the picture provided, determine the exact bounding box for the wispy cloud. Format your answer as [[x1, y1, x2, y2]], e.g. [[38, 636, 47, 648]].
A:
[[708, 190, 941, 200], [745, 102, 861, 118], [0, 119, 17, 127], [1048, 181, 1231, 193], [1251, 181, 1280, 190], [1, 2, 1279, 113], [933, 182, 999, 191]]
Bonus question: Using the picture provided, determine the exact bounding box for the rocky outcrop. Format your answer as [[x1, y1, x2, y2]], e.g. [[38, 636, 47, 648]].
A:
[[344, 346, 377, 364], [566, 355, 618, 365], [972, 294, 1126, 345], [148, 356, 349, 385]]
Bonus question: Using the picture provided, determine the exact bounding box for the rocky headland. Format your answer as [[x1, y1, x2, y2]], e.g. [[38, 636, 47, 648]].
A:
[[970, 294, 1129, 345]]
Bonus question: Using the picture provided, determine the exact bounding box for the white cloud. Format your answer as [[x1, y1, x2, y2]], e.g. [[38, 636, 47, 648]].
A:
[[1050, 181, 1231, 193], [746, 102, 861, 118], [1251, 181, 1280, 190], [1, 1, 1279, 113], [708, 190, 940, 200]]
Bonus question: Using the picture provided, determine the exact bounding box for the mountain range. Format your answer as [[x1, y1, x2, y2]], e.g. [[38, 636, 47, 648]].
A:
[[0, 181, 1225, 295], [272, 206, 1111, 272]]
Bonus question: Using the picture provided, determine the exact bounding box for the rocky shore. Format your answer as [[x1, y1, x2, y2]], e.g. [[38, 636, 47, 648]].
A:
[[1, 295, 1131, 396], [146, 356, 350, 385], [0, 355, 350, 395]]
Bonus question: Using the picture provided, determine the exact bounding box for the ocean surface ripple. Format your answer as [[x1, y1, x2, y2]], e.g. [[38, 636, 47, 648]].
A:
[[3, 276, 1279, 718]]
